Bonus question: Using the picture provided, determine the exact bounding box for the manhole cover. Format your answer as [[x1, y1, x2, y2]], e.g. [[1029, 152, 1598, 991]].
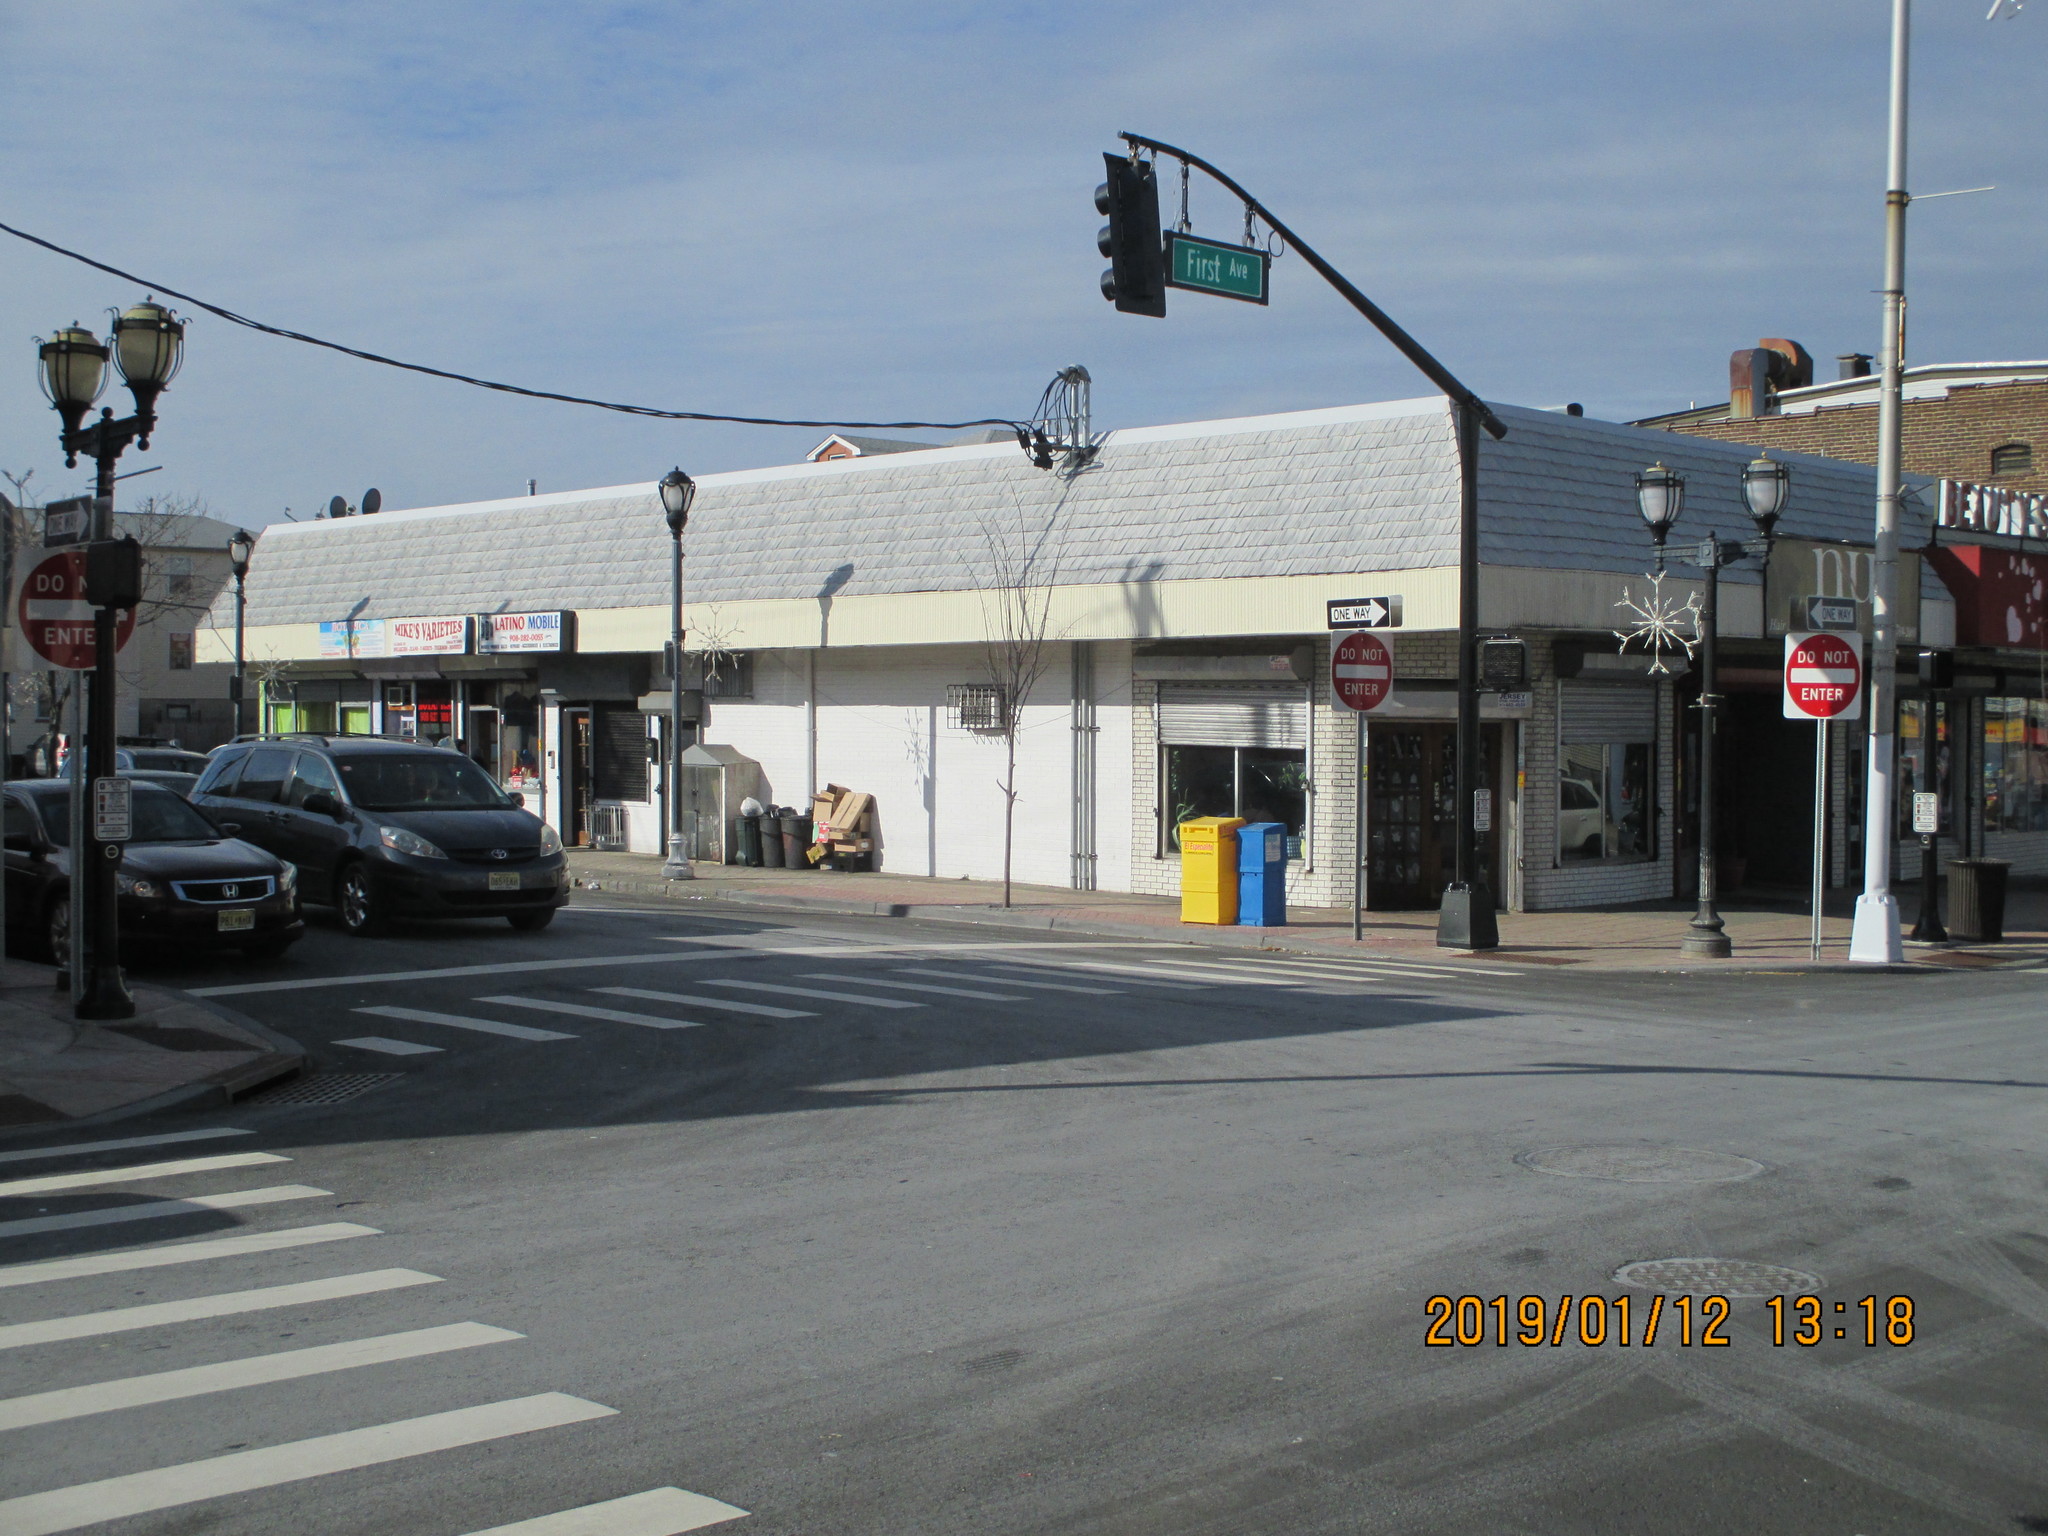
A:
[[1613, 1258, 1822, 1297], [241, 1072, 401, 1107], [1515, 1144, 1765, 1183]]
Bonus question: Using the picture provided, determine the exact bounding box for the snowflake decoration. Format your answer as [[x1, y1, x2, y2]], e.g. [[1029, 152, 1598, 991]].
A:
[[1613, 571, 1702, 674]]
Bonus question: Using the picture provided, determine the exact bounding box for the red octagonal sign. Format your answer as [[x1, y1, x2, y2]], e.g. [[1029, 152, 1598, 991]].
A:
[[1332, 630, 1393, 712], [1783, 629, 1863, 720], [17, 552, 137, 671]]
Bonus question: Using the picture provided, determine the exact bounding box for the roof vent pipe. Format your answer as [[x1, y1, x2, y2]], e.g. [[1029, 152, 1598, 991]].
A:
[[1837, 352, 1874, 380]]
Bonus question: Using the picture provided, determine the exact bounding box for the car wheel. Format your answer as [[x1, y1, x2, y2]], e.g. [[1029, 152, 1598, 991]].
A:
[[43, 892, 70, 968], [507, 908, 555, 933], [338, 862, 388, 937], [241, 936, 297, 961]]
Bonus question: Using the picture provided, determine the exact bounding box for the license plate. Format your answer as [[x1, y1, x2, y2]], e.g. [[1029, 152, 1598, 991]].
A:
[[217, 909, 256, 932], [488, 871, 521, 891]]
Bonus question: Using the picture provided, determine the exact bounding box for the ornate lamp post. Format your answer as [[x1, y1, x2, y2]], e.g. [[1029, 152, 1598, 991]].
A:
[[227, 529, 254, 737], [1635, 454, 1789, 960], [658, 468, 696, 879], [35, 300, 185, 1019]]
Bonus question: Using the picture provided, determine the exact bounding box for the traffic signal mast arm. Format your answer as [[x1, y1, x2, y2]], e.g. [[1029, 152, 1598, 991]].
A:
[[1116, 132, 1506, 442]]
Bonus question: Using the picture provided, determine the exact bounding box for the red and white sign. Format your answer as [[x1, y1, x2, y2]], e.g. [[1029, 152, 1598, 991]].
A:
[[1332, 630, 1393, 712], [15, 552, 136, 671], [1783, 630, 1864, 720]]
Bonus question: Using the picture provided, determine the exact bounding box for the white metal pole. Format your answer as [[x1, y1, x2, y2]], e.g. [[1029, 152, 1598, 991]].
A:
[[1851, 0, 1911, 964]]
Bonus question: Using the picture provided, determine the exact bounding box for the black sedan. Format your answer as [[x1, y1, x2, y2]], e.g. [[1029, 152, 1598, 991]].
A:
[[4, 780, 304, 964]]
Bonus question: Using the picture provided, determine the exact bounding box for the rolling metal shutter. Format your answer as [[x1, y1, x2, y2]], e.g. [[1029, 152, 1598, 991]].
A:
[[592, 704, 650, 800], [1157, 684, 1307, 749], [1559, 682, 1657, 745]]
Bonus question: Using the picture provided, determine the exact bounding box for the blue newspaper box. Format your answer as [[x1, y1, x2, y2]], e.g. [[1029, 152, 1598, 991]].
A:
[[1235, 821, 1287, 926]]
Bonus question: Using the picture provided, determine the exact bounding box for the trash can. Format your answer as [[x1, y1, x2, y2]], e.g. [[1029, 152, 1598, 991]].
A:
[[759, 809, 786, 868], [733, 813, 764, 868], [1946, 858, 2010, 942], [1235, 821, 1287, 927], [781, 814, 812, 870], [1178, 816, 1244, 925]]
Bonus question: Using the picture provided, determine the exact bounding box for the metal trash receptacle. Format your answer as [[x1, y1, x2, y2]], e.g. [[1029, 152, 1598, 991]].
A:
[[1178, 816, 1244, 925], [1235, 821, 1287, 927], [782, 814, 814, 869], [1947, 858, 2010, 942]]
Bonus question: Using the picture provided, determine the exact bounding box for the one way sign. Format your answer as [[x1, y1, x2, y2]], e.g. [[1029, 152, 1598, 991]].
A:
[[1327, 595, 1402, 630]]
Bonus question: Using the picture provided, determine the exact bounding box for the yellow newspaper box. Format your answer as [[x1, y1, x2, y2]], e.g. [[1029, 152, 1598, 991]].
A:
[[1178, 816, 1245, 925]]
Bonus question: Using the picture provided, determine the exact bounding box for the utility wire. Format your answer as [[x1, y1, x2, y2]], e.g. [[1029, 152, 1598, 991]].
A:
[[0, 218, 1024, 434]]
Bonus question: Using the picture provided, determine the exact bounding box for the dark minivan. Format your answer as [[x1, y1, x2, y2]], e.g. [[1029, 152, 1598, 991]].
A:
[[192, 736, 568, 936]]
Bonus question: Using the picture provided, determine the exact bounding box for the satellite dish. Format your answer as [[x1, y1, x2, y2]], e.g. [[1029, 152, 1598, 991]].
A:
[[362, 487, 382, 515], [328, 495, 348, 518]]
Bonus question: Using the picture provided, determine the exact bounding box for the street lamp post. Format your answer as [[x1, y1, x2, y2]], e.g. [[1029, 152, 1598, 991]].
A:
[[1635, 455, 1788, 960], [658, 468, 696, 880], [36, 301, 185, 1019], [228, 530, 253, 737]]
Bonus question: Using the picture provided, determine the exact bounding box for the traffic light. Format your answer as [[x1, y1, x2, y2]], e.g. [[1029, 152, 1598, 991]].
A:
[[1097, 152, 1166, 317]]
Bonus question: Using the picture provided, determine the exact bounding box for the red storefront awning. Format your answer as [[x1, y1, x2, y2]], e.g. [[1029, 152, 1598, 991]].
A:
[[1924, 544, 2047, 650]]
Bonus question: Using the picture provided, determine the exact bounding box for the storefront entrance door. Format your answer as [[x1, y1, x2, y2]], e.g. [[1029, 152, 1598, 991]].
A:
[[565, 708, 594, 846], [1366, 723, 1501, 910]]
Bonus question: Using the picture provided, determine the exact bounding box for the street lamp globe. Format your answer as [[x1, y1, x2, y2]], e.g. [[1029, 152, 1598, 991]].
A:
[[36, 324, 110, 439], [111, 300, 185, 427], [658, 467, 695, 535], [1741, 454, 1790, 533], [227, 529, 254, 576], [1634, 462, 1686, 545]]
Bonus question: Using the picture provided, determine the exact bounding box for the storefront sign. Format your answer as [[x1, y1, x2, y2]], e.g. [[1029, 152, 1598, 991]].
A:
[[388, 615, 472, 655], [477, 611, 570, 653], [1783, 630, 1864, 720], [317, 619, 387, 659], [1764, 538, 1920, 641], [1937, 479, 2048, 539], [1923, 544, 2046, 649]]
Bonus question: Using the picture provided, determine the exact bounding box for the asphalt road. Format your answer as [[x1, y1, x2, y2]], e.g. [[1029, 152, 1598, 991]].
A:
[[1, 896, 2044, 1536]]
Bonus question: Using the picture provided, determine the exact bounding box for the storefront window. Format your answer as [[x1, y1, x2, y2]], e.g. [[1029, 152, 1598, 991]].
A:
[[1162, 744, 1307, 854], [1983, 697, 2048, 832], [1895, 699, 1951, 836], [1558, 742, 1652, 863]]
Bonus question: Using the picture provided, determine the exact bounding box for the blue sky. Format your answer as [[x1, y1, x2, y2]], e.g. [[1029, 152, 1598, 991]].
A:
[[1, 2, 2040, 527]]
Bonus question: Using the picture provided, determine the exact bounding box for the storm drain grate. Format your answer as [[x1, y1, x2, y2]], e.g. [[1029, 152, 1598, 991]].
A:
[[240, 1072, 401, 1107], [1515, 1144, 1765, 1183], [1613, 1258, 1822, 1297], [963, 1349, 1028, 1375]]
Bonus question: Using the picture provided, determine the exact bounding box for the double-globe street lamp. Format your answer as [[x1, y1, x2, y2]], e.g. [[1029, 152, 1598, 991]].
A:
[[1634, 453, 1790, 960], [227, 529, 254, 737], [658, 468, 696, 879], [35, 301, 186, 1018]]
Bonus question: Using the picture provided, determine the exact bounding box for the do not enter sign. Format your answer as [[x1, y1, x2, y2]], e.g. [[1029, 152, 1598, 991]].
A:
[[16, 552, 137, 671], [1332, 630, 1393, 711], [1783, 630, 1864, 720]]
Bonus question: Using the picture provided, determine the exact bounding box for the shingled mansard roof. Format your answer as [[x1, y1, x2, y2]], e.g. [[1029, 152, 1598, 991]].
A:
[[215, 397, 1920, 634]]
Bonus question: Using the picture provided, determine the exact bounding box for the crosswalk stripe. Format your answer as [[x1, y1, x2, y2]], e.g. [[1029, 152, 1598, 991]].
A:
[[353, 1005, 575, 1041], [799, 973, 1028, 1002], [335, 1036, 444, 1056], [0, 1391, 616, 1536], [476, 997, 703, 1031], [0, 1185, 331, 1240], [1187, 953, 1521, 980], [0, 1152, 289, 1199], [594, 987, 814, 1019], [702, 979, 923, 1008], [895, 966, 1121, 995], [459, 1485, 750, 1535], [0, 1223, 380, 1290], [986, 960, 1206, 990], [0, 1128, 251, 1167], [0, 1321, 521, 1431], [0, 1268, 440, 1351]]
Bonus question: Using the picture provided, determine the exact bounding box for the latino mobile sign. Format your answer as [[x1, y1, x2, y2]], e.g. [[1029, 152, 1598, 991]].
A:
[[1332, 630, 1393, 711], [1783, 630, 1864, 720]]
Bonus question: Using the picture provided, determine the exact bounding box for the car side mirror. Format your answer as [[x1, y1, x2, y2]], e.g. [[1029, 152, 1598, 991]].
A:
[[509, 792, 525, 809], [216, 821, 243, 836], [300, 791, 345, 819]]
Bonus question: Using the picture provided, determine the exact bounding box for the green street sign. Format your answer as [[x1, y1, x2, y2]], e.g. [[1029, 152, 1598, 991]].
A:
[[1163, 233, 1269, 305]]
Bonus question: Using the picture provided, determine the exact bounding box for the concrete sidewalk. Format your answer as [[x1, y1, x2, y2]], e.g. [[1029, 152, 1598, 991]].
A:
[[0, 962, 303, 1133], [568, 851, 2048, 972]]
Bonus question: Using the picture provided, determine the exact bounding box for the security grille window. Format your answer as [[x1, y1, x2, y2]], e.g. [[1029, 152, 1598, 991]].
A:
[[1989, 442, 2033, 478], [948, 683, 1009, 733], [591, 704, 651, 802], [1982, 697, 2048, 831], [1157, 684, 1308, 855], [1558, 682, 1655, 864]]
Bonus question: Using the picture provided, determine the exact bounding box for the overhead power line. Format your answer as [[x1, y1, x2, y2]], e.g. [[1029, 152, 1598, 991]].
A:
[[0, 218, 1024, 434]]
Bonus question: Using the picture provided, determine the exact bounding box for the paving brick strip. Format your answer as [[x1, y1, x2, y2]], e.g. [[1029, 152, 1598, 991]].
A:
[[567, 851, 2048, 975]]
